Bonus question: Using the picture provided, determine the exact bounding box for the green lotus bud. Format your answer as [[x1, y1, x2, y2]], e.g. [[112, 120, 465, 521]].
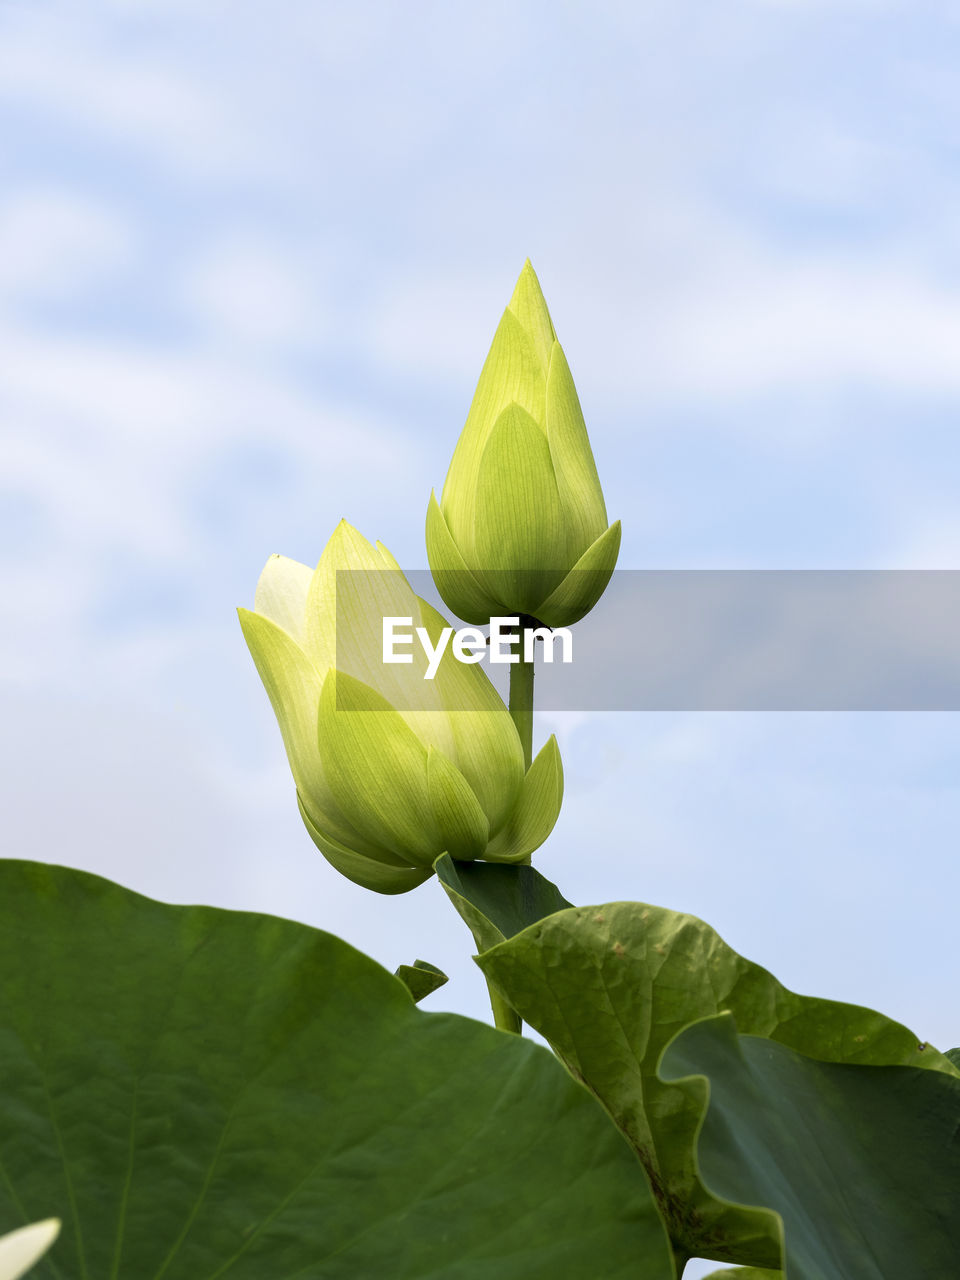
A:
[[427, 260, 621, 627], [239, 521, 563, 895]]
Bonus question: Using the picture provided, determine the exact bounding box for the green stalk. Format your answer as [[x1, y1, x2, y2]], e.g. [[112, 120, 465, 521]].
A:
[[508, 615, 536, 770], [487, 982, 522, 1035], [478, 617, 537, 1034]]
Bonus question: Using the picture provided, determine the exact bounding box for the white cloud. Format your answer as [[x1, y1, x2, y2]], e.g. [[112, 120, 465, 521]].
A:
[[0, 9, 259, 180], [0, 188, 135, 303], [177, 233, 333, 351], [0, 310, 425, 698], [646, 256, 960, 399], [886, 513, 960, 569], [371, 228, 960, 414], [0, 320, 416, 544], [746, 0, 890, 8]]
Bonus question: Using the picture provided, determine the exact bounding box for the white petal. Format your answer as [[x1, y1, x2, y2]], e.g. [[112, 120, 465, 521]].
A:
[[0, 1220, 60, 1280], [253, 553, 314, 642]]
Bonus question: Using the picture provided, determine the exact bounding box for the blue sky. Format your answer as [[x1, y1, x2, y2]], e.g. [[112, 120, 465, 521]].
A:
[[3, 4, 960, 1269]]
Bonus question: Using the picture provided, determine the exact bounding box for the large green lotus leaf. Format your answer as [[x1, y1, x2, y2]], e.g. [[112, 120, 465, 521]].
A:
[[435, 852, 574, 954], [0, 861, 675, 1280], [663, 1014, 960, 1278], [477, 901, 958, 1269]]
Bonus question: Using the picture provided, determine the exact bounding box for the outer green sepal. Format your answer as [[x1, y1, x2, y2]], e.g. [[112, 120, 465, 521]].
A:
[[535, 519, 622, 627], [425, 490, 503, 625], [484, 734, 564, 863], [298, 794, 430, 894]]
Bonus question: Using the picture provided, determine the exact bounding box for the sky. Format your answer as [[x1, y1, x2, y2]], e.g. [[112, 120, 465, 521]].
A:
[[3, 3, 960, 1272]]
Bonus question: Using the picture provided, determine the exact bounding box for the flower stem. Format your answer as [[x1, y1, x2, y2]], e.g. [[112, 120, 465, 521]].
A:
[[509, 616, 536, 770], [486, 978, 522, 1034], [480, 619, 537, 1036], [448, 619, 535, 1036]]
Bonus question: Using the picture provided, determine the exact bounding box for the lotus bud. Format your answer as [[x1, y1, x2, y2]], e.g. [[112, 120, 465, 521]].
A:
[[239, 521, 563, 894], [427, 260, 620, 627], [0, 1220, 60, 1280]]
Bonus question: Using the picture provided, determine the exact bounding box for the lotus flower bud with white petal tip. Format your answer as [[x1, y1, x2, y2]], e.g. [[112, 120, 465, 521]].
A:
[[427, 260, 620, 627], [0, 1220, 60, 1280], [239, 521, 563, 894]]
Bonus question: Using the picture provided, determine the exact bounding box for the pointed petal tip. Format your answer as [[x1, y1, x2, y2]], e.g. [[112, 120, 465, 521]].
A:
[[373, 538, 403, 567], [323, 518, 378, 566], [237, 604, 256, 630], [512, 258, 545, 295], [257, 551, 306, 574], [507, 260, 555, 370], [327, 517, 364, 554]]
